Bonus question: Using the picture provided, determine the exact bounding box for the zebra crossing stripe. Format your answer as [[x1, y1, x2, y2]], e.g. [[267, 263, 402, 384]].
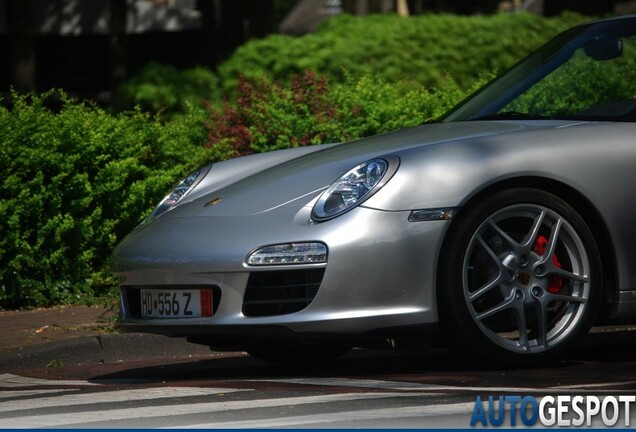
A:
[[0, 387, 248, 413], [0, 392, 427, 428], [173, 401, 477, 428], [554, 380, 636, 389], [249, 377, 636, 393], [248, 377, 441, 390]]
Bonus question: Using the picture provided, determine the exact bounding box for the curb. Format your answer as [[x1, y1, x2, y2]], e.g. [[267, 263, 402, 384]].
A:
[[0, 333, 212, 371]]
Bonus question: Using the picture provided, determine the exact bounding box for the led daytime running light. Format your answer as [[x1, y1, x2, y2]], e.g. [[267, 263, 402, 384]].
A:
[[248, 242, 328, 265]]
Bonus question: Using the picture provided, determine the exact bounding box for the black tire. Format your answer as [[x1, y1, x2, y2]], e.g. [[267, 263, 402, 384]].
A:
[[246, 340, 352, 366], [438, 188, 602, 367]]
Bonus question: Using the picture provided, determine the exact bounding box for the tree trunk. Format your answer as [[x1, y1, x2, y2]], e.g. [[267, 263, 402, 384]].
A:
[[397, 0, 409, 16]]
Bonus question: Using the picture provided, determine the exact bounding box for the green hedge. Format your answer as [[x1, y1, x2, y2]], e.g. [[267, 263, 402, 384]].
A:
[[0, 93, 213, 308], [118, 13, 590, 114], [204, 71, 472, 155], [218, 12, 589, 93], [118, 62, 220, 118]]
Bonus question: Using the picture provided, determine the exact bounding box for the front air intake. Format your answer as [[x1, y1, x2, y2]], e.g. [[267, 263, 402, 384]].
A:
[[242, 269, 325, 317]]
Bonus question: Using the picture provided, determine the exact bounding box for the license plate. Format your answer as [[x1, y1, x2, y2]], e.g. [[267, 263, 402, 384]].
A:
[[140, 288, 213, 318]]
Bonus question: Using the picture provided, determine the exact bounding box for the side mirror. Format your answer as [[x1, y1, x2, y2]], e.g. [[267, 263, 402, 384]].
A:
[[584, 34, 623, 61]]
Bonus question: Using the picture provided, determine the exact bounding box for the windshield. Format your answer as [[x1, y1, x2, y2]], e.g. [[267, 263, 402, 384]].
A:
[[443, 17, 636, 123]]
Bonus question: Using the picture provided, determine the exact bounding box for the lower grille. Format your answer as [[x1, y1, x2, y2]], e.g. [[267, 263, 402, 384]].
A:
[[242, 269, 325, 317]]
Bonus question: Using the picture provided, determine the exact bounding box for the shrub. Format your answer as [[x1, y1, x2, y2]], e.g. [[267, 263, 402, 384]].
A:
[[118, 63, 220, 118], [0, 92, 212, 308], [218, 12, 589, 94], [204, 71, 473, 155]]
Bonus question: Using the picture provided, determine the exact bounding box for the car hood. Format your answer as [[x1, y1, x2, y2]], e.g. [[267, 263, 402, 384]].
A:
[[163, 120, 580, 218]]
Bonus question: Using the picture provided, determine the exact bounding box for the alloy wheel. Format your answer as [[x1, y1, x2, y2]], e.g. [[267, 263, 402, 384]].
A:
[[462, 204, 591, 354]]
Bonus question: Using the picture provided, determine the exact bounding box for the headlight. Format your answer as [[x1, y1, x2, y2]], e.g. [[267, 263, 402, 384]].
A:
[[151, 166, 211, 218], [312, 156, 399, 221]]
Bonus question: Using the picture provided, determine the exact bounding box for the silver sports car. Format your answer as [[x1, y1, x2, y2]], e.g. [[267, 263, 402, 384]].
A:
[[114, 15, 636, 365]]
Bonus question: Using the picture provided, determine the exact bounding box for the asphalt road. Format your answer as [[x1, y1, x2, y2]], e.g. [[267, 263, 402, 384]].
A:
[[2, 327, 636, 428]]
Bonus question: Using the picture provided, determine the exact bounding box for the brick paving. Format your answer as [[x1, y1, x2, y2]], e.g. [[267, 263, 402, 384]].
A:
[[0, 306, 115, 353]]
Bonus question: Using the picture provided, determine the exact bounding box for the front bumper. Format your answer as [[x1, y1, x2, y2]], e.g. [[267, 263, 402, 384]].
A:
[[115, 204, 450, 340]]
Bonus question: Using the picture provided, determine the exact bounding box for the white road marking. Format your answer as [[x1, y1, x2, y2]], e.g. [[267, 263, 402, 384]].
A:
[[4, 373, 634, 428], [554, 380, 636, 389], [0, 373, 97, 388], [174, 401, 477, 428], [0, 387, 248, 413], [1, 392, 428, 428], [249, 377, 636, 394], [248, 377, 439, 390]]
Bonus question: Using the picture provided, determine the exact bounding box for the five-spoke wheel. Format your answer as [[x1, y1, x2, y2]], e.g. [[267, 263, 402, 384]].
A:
[[439, 189, 601, 365]]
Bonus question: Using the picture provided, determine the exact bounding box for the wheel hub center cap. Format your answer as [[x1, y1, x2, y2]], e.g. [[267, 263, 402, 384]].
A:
[[516, 272, 532, 286]]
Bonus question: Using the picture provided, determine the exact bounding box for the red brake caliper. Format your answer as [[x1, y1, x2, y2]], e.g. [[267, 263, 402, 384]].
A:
[[533, 235, 563, 294]]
